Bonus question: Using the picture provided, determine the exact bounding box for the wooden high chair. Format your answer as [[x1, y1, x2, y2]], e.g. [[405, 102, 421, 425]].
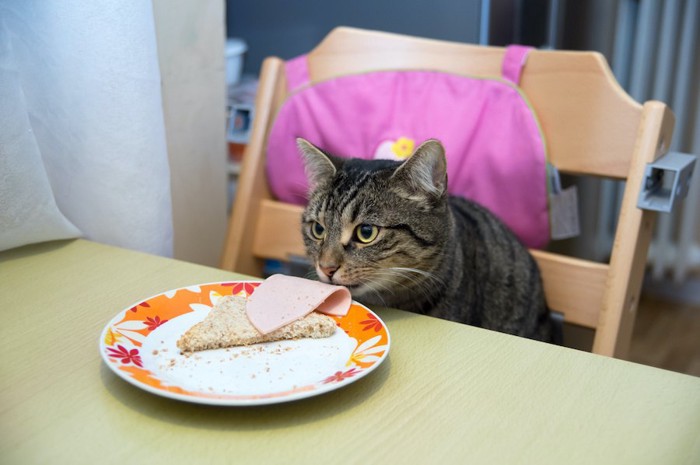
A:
[[221, 27, 674, 359]]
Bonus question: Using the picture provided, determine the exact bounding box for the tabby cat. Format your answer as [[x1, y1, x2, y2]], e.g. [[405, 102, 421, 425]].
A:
[[298, 138, 554, 342]]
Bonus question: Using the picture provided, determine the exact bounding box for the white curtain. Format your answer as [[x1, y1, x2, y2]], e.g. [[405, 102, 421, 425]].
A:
[[0, 0, 173, 256]]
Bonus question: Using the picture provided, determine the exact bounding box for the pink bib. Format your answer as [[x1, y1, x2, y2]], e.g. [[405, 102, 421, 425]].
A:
[[267, 46, 550, 249]]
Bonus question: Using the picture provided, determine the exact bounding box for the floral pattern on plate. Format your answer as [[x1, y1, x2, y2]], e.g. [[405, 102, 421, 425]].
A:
[[100, 281, 390, 405]]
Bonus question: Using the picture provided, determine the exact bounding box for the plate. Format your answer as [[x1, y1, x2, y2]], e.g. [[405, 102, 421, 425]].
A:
[[99, 281, 390, 405]]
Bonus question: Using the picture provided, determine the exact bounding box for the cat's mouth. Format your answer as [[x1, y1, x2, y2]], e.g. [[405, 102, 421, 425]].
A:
[[315, 269, 363, 293], [327, 278, 359, 290], [337, 282, 369, 298], [325, 276, 362, 292], [323, 276, 377, 299]]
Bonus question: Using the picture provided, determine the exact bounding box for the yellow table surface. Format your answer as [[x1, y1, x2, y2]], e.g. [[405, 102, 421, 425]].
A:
[[1, 239, 699, 464]]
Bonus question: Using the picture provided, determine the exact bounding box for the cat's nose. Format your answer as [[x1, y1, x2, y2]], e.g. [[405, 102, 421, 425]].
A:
[[319, 264, 339, 278]]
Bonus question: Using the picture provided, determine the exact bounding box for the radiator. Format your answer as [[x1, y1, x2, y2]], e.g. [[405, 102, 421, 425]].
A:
[[596, 0, 700, 284]]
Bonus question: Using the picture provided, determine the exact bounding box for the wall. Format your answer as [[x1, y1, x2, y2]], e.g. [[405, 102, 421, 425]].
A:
[[227, 0, 483, 75], [152, 0, 228, 267]]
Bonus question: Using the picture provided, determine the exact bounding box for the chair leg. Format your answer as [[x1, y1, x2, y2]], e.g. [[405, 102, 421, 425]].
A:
[[594, 102, 674, 358], [220, 57, 286, 276]]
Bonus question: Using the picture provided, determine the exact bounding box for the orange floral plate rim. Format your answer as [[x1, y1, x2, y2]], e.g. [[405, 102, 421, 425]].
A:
[[99, 281, 390, 406]]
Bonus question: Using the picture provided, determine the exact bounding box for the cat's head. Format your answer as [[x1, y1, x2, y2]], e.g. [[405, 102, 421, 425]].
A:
[[298, 138, 451, 302]]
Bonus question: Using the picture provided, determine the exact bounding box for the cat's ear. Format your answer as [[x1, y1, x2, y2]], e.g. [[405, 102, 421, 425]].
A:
[[297, 138, 339, 188], [391, 139, 447, 200]]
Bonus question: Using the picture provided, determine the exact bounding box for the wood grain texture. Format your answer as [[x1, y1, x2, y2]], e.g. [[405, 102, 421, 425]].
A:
[[530, 250, 608, 328], [593, 102, 675, 358], [252, 200, 306, 260], [1, 240, 699, 464]]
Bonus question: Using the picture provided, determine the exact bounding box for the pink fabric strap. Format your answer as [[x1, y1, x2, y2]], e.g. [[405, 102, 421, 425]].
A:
[[501, 45, 534, 85], [285, 54, 311, 92]]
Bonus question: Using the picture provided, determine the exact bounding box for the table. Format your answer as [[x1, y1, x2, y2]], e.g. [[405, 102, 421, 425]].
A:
[[1, 239, 699, 464]]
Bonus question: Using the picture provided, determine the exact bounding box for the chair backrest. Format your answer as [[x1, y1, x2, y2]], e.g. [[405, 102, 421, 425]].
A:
[[221, 27, 675, 359]]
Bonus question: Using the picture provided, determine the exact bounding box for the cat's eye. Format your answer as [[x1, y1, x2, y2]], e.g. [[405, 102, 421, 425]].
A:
[[354, 224, 379, 244], [310, 221, 326, 240]]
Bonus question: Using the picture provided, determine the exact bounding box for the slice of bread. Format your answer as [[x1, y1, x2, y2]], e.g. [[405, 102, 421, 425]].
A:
[[177, 295, 337, 353]]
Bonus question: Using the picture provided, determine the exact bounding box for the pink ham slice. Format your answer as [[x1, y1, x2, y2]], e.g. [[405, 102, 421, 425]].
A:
[[246, 274, 351, 334]]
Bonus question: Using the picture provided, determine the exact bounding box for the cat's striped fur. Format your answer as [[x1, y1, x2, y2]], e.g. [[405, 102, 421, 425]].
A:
[[299, 138, 554, 342]]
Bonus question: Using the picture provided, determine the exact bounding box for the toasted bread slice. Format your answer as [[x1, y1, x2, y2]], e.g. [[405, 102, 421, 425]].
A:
[[176, 295, 337, 353]]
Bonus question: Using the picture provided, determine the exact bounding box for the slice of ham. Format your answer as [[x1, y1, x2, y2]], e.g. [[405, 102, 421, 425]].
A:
[[246, 274, 352, 334]]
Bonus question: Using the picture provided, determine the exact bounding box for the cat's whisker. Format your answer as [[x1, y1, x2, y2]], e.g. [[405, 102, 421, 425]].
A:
[[304, 269, 318, 281], [357, 270, 401, 294], [366, 269, 409, 288], [382, 270, 432, 290], [373, 267, 440, 306], [368, 270, 431, 305], [378, 266, 432, 287], [388, 267, 443, 284], [354, 276, 391, 308], [392, 269, 443, 303]]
